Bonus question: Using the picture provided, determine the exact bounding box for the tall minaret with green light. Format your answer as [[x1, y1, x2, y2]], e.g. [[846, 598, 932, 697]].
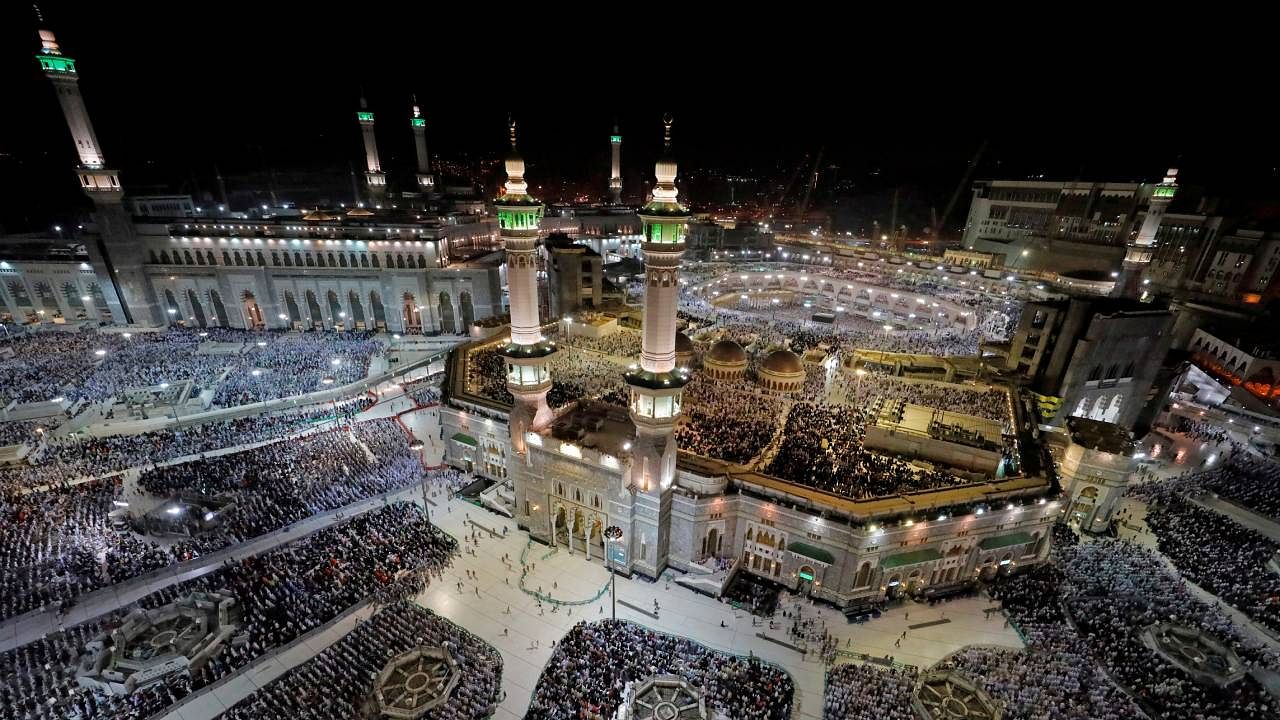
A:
[[609, 122, 623, 205], [498, 119, 556, 460], [624, 115, 691, 576], [357, 96, 386, 204], [1116, 168, 1177, 300], [411, 97, 434, 192], [35, 23, 155, 326]]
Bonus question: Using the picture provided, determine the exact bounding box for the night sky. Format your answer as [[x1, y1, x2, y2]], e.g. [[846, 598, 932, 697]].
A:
[[2, 4, 1277, 234]]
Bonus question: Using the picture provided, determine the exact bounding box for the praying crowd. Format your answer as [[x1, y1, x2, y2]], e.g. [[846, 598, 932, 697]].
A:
[[765, 402, 963, 499], [1131, 474, 1280, 636], [675, 376, 780, 464], [0, 327, 383, 413], [0, 502, 455, 720], [824, 663, 918, 720], [219, 601, 501, 720], [831, 370, 1009, 424], [526, 620, 793, 720], [1056, 537, 1277, 720], [135, 419, 422, 555]]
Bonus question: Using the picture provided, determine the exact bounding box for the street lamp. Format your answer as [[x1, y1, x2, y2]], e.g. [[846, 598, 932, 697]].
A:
[[604, 525, 624, 619], [408, 440, 430, 525]]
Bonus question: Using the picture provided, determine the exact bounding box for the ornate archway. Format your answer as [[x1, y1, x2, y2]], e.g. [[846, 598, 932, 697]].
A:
[[187, 289, 207, 328], [437, 291, 456, 334], [241, 290, 264, 330]]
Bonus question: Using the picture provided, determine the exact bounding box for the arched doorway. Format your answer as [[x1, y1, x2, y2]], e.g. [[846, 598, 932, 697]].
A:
[[348, 290, 366, 330], [241, 290, 265, 330], [6, 281, 36, 324], [283, 291, 302, 329], [553, 506, 568, 548], [886, 573, 904, 599], [797, 564, 816, 595], [326, 290, 344, 330], [88, 283, 112, 322], [187, 289, 207, 328], [164, 288, 182, 325], [34, 282, 62, 320], [369, 291, 387, 330], [703, 528, 720, 558], [459, 290, 475, 330], [1103, 394, 1123, 424], [855, 562, 871, 588], [305, 290, 323, 329], [209, 290, 230, 327], [438, 291, 456, 334], [402, 293, 422, 333], [61, 283, 87, 320]]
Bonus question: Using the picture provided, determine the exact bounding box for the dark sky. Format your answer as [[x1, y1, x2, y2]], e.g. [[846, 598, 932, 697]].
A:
[[2, 3, 1277, 233]]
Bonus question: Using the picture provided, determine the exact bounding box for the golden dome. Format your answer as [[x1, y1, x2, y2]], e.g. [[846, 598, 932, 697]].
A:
[[675, 332, 694, 354], [346, 208, 374, 217], [761, 349, 804, 375], [707, 339, 746, 365]]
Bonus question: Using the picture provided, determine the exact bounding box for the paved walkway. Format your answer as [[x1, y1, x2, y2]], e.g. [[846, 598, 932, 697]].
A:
[[1194, 494, 1280, 543]]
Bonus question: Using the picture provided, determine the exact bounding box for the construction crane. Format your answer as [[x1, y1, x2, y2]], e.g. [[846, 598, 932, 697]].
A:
[[934, 139, 988, 241]]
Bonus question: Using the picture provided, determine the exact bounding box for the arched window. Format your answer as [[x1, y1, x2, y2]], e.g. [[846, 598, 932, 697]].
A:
[[196, 251, 206, 265], [371, 253, 380, 268], [360, 253, 369, 268], [205, 251, 216, 265], [1087, 365, 1102, 382], [256, 251, 267, 266], [271, 251, 281, 266], [338, 253, 348, 268], [316, 253, 326, 267]]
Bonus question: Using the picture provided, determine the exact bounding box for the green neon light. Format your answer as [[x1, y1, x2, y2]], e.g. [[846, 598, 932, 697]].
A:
[[799, 570, 815, 582], [1152, 186, 1177, 198], [37, 55, 76, 74], [610, 135, 622, 143], [644, 220, 685, 244], [497, 207, 544, 231], [357, 111, 375, 122], [411, 118, 426, 127]]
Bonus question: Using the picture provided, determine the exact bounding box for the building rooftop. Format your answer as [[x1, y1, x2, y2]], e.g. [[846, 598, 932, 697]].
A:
[[1066, 416, 1135, 456]]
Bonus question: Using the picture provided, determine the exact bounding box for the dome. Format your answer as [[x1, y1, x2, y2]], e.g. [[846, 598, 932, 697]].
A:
[[675, 332, 694, 354], [707, 339, 746, 365], [345, 207, 374, 217], [302, 211, 337, 221], [761, 349, 803, 375]]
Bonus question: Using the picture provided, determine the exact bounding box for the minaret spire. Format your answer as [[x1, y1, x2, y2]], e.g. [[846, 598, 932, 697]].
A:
[[36, 20, 157, 326], [622, 114, 691, 576], [410, 96, 434, 192], [356, 94, 386, 204], [1115, 168, 1178, 300], [609, 118, 623, 205], [496, 116, 555, 466]]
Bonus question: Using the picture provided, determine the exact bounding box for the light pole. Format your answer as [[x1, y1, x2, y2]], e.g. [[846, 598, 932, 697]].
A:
[[409, 439, 430, 526], [605, 525, 623, 619]]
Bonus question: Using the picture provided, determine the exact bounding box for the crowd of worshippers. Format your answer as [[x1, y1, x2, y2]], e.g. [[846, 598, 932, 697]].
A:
[[1174, 416, 1234, 446], [465, 343, 629, 410], [0, 502, 456, 720], [824, 662, 919, 720], [568, 330, 642, 358], [402, 377, 442, 406], [0, 420, 55, 448], [831, 369, 1008, 424], [526, 620, 793, 720], [1053, 534, 1279, 720], [220, 601, 501, 720], [0, 411, 401, 621], [1130, 473, 1280, 635], [675, 376, 780, 464], [3, 397, 373, 489], [212, 331, 382, 405], [764, 402, 963, 499], [1171, 454, 1280, 521], [0, 327, 383, 411], [135, 419, 421, 553]]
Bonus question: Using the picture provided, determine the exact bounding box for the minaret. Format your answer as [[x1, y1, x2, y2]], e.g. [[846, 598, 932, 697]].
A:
[[410, 98, 435, 192], [1116, 168, 1177, 299], [36, 25, 154, 325], [623, 115, 691, 576], [357, 96, 386, 203], [498, 119, 556, 458], [609, 122, 623, 205]]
